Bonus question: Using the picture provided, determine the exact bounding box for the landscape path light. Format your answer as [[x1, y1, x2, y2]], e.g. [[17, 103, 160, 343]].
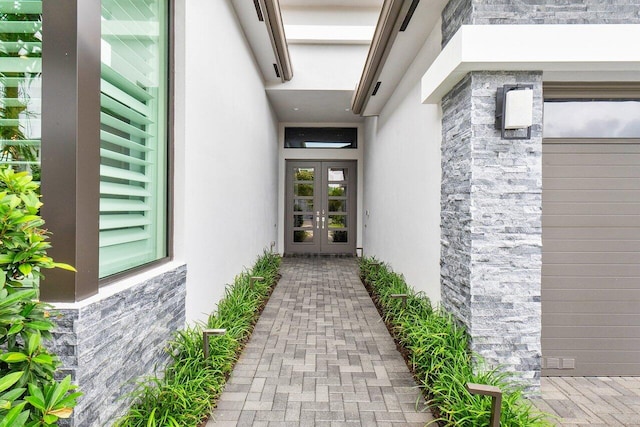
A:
[[390, 293, 408, 308], [250, 276, 264, 290], [467, 382, 502, 427]]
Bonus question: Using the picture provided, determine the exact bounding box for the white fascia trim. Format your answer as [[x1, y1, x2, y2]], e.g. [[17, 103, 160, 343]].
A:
[[284, 25, 375, 44], [421, 24, 640, 104]]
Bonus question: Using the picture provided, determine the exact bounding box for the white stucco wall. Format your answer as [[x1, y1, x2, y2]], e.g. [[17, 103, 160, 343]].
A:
[[363, 23, 443, 304], [183, 0, 279, 322]]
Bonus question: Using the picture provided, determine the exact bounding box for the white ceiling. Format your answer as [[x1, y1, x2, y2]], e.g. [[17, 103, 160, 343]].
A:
[[272, 1, 379, 123], [230, 0, 454, 123], [267, 89, 363, 123]]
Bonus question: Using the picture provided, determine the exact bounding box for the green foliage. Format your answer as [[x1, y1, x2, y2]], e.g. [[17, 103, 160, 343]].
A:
[[294, 169, 313, 182], [116, 251, 281, 427], [359, 257, 551, 427], [0, 8, 43, 179], [0, 166, 80, 426]]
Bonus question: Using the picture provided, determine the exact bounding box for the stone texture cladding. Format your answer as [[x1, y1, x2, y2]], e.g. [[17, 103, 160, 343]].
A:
[[50, 265, 187, 426], [439, 0, 639, 391], [440, 72, 543, 389], [440, 74, 473, 327], [442, 0, 472, 47], [442, 0, 640, 45]]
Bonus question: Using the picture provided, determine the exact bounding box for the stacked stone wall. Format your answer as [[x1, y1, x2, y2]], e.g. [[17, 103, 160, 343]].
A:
[[442, 0, 640, 45], [440, 70, 543, 388], [468, 72, 543, 386], [442, 0, 472, 47], [50, 265, 187, 426], [438, 0, 635, 390], [440, 75, 473, 330]]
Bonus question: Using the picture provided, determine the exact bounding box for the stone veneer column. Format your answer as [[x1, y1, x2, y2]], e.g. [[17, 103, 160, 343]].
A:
[[440, 72, 543, 389], [50, 265, 187, 426]]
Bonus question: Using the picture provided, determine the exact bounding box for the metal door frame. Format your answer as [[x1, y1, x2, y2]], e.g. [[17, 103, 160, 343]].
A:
[[284, 160, 357, 255]]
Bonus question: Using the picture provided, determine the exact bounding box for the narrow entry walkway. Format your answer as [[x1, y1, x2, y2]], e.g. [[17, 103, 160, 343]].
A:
[[208, 257, 433, 426]]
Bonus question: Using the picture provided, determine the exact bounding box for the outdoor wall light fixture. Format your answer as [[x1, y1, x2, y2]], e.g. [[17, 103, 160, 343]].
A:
[[495, 84, 534, 140]]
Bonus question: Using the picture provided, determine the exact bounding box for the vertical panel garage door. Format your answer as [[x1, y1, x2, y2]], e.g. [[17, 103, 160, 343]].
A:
[[542, 140, 640, 376]]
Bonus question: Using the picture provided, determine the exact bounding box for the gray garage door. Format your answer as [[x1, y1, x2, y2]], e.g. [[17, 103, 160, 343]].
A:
[[542, 140, 640, 376]]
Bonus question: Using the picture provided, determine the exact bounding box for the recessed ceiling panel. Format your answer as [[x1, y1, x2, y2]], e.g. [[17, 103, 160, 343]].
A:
[[267, 89, 363, 123]]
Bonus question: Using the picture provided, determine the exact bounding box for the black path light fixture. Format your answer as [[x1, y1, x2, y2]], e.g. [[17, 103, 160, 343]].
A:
[[249, 276, 264, 290], [390, 293, 408, 308], [495, 84, 534, 140], [467, 383, 502, 427]]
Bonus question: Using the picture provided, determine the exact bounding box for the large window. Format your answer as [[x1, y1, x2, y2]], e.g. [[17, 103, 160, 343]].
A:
[[0, 1, 42, 180], [0, 1, 171, 300], [99, 0, 169, 277]]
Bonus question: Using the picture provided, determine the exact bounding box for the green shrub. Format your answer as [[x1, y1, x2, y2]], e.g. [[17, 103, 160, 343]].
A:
[[116, 251, 281, 427], [0, 166, 81, 426], [359, 257, 551, 427]]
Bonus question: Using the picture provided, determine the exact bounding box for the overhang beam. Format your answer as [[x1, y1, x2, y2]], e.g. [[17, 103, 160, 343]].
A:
[[422, 24, 640, 104]]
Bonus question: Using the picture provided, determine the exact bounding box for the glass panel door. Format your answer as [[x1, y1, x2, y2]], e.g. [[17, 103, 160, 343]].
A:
[[285, 160, 357, 255], [321, 162, 356, 254], [286, 161, 321, 253]]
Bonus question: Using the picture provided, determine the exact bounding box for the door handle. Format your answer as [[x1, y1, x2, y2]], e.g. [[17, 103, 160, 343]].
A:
[[321, 216, 325, 229], [316, 212, 320, 229]]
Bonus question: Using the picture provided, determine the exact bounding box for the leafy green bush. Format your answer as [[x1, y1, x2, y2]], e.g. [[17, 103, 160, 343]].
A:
[[359, 257, 551, 427], [116, 251, 281, 427], [0, 166, 80, 426]]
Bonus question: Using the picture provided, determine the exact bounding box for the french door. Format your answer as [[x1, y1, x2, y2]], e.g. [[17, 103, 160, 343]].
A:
[[285, 160, 357, 255]]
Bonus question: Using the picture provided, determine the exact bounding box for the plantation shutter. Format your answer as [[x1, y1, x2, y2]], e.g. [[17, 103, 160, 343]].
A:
[[0, 1, 43, 178], [99, 0, 168, 277]]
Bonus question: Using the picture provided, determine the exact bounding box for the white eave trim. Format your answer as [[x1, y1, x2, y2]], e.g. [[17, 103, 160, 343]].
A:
[[421, 24, 640, 104], [262, 0, 293, 81], [351, 0, 406, 115]]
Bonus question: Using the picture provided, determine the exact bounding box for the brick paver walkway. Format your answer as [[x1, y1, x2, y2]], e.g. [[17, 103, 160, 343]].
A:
[[532, 377, 640, 426], [208, 257, 433, 427]]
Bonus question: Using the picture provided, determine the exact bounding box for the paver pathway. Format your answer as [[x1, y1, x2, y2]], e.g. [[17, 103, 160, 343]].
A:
[[532, 377, 640, 426], [208, 257, 433, 427]]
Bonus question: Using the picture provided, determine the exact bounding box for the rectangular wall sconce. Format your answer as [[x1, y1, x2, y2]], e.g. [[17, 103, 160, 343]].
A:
[[495, 84, 534, 140]]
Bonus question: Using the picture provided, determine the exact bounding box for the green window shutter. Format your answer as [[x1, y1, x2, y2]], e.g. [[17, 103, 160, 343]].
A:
[[0, 1, 42, 180], [99, 0, 168, 278]]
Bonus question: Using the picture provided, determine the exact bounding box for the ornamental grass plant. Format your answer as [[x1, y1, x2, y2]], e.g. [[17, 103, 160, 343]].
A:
[[116, 251, 280, 427], [359, 257, 552, 427]]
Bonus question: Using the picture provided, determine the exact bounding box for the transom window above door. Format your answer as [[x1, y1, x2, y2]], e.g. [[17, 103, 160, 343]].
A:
[[284, 127, 357, 149]]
